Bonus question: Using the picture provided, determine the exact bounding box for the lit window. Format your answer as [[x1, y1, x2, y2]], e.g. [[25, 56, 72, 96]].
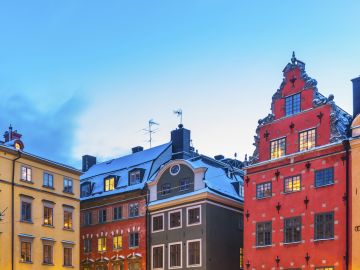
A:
[[152, 214, 164, 232], [240, 248, 244, 269], [64, 209, 73, 230], [63, 247, 72, 266], [129, 170, 141, 185], [113, 235, 122, 250], [256, 182, 272, 199], [271, 138, 286, 159], [20, 241, 32, 262], [98, 237, 107, 252], [43, 206, 53, 226], [152, 245, 164, 269], [284, 217, 301, 243], [315, 267, 334, 270], [285, 93, 301, 116], [104, 177, 115, 191], [129, 232, 139, 248], [21, 166, 32, 182], [187, 206, 201, 226], [43, 173, 54, 188], [299, 129, 316, 151], [256, 222, 272, 246], [315, 212, 334, 240], [129, 203, 139, 218], [187, 240, 201, 267], [284, 176, 301, 193], [169, 242, 182, 268], [161, 183, 171, 195], [63, 178, 73, 193], [315, 168, 334, 187]]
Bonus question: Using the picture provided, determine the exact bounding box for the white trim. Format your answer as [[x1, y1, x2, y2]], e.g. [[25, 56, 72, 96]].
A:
[[152, 201, 205, 215], [206, 201, 243, 214], [168, 209, 182, 230], [186, 239, 202, 268], [151, 213, 165, 233], [151, 244, 165, 270], [170, 164, 181, 176], [186, 205, 201, 227], [168, 241, 182, 269]]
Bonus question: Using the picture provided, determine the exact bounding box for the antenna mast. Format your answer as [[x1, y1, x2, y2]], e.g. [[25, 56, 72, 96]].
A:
[[143, 119, 159, 148], [173, 109, 183, 126]]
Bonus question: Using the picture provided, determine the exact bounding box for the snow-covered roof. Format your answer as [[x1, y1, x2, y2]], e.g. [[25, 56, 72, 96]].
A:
[[80, 143, 172, 201]]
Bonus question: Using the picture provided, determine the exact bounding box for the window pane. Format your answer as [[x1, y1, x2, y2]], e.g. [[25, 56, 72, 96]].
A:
[[315, 168, 334, 187], [188, 207, 200, 225], [170, 211, 181, 228], [256, 182, 272, 199], [188, 241, 200, 266], [271, 138, 286, 159], [170, 243, 181, 267]]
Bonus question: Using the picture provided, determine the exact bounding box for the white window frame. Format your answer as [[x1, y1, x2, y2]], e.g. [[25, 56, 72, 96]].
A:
[[186, 239, 202, 268], [152, 213, 164, 233], [168, 241, 182, 269], [186, 205, 201, 227], [168, 209, 182, 230], [21, 165, 32, 182], [151, 244, 165, 270]]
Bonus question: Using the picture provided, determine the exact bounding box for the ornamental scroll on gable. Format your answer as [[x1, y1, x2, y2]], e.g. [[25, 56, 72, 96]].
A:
[[248, 53, 352, 165]]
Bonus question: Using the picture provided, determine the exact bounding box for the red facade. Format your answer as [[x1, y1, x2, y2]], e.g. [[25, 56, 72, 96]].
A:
[[244, 54, 351, 270], [80, 190, 147, 270]]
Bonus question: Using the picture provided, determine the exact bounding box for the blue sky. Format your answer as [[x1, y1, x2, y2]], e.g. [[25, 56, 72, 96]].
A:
[[0, 1, 359, 167]]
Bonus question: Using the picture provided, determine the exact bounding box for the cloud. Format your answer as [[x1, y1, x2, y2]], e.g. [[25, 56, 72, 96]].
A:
[[0, 92, 86, 168]]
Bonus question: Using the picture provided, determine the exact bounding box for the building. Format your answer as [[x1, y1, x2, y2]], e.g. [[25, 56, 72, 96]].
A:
[[350, 76, 360, 269], [147, 125, 244, 270], [244, 53, 352, 270], [80, 143, 173, 270], [0, 126, 82, 270]]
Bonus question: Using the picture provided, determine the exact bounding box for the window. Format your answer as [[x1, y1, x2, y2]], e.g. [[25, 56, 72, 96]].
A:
[[179, 179, 191, 191], [299, 129, 316, 151], [187, 240, 201, 267], [284, 217, 301, 243], [128, 262, 140, 270], [43, 206, 53, 226], [284, 176, 301, 193], [21, 166, 32, 182], [43, 173, 54, 188], [129, 232, 139, 248], [239, 183, 245, 197], [64, 209, 73, 230], [129, 170, 141, 185], [84, 212, 92, 226], [152, 214, 164, 232], [64, 178, 73, 193], [113, 206, 122, 220], [20, 241, 32, 262], [21, 201, 32, 222], [256, 182, 272, 199], [256, 222, 272, 246], [96, 266, 108, 270], [315, 168, 334, 187], [43, 244, 53, 264], [271, 138, 286, 159], [187, 206, 201, 226], [99, 209, 107, 223], [104, 177, 115, 191], [169, 210, 182, 229], [81, 182, 92, 197], [98, 237, 107, 252], [240, 248, 244, 269], [169, 242, 182, 268], [315, 267, 334, 270], [112, 263, 124, 270], [161, 183, 171, 195], [285, 93, 301, 116], [113, 235, 122, 250], [170, 164, 180, 175], [315, 212, 334, 240], [152, 245, 164, 269], [64, 247, 72, 266], [84, 239, 92, 253], [129, 203, 139, 218]]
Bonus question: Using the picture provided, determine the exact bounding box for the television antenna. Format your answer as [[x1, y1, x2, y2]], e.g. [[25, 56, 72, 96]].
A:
[[142, 119, 159, 148], [173, 109, 183, 126]]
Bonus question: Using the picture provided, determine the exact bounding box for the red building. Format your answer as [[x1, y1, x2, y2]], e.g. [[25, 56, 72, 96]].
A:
[[244, 53, 352, 270]]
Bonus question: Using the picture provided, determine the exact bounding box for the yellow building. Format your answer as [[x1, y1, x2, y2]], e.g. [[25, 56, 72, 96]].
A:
[[351, 114, 360, 269], [0, 127, 82, 270]]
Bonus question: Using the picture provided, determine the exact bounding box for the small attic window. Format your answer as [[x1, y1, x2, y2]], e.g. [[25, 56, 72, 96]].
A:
[[285, 93, 301, 116], [81, 182, 92, 197], [129, 170, 142, 185], [104, 176, 116, 191]]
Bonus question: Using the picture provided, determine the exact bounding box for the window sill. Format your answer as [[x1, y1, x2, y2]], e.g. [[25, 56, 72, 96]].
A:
[[63, 265, 74, 268], [113, 248, 123, 251], [256, 196, 272, 200], [42, 262, 54, 266], [42, 185, 55, 190], [129, 246, 139, 249], [19, 261, 33, 264], [20, 220, 33, 224], [63, 191, 74, 195], [283, 241, 301, 245], [255, 244, 272, 249], [63, 228, 74, 232], [283, 190, 301, 195], [315, 183, 335, 189], [43, 224, 55, 228], [314, 238, 334, 242], [20, 179, 34, 184]]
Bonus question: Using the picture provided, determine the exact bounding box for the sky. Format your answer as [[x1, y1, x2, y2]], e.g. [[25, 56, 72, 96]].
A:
[[0, 1, 359, 168]]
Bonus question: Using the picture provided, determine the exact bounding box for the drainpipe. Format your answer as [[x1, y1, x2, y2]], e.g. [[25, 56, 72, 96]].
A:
[[343, 139, 350, 270], [11, 150, 21, 270], [145, 185, 150, 270]]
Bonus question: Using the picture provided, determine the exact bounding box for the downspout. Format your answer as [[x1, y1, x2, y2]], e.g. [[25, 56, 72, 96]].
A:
[[343, 139, 350, 270], [11, 151, 21, 270], [145, 185, 151, 270]]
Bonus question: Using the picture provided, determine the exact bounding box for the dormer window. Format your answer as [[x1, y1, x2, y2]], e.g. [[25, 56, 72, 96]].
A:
[[104, 177, 115, 191], [81, 182, 92, 197], [129, 170, 141, 185], [285, 93, 301, 116]]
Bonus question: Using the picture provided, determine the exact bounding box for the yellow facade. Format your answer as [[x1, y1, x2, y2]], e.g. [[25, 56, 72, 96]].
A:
[[0, 145, 81, 270], [351, 115, 360, 270]]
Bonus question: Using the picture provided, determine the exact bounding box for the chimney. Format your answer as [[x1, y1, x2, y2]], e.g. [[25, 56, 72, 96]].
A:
[[4, 125, 22, 142], [352, 76, 360, 118], [214, 155, 225, 161], [132, 146, 144, 154], [171, 124, 191, 160], [82, 155, 97, 172]]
